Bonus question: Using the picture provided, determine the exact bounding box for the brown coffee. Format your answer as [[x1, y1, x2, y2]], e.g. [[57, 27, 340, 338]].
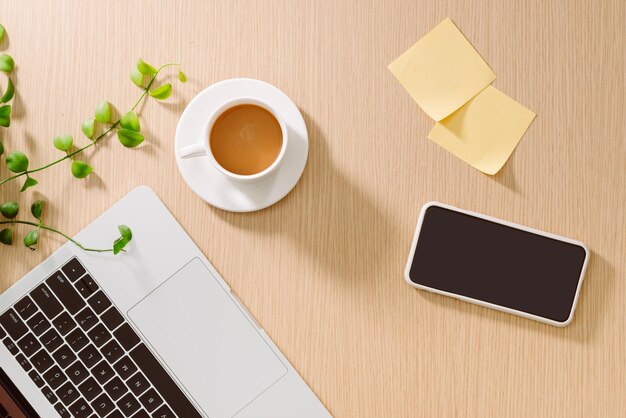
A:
[[210, 104, 283, 175]]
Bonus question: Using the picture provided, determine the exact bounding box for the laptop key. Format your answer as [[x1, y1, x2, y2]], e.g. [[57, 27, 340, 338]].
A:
[[104, 376, 128, 401], [56, 381, 80, 406], [41, 385, 58, 404], [116, 392, 141, 416], [92, 360, 115, 385], [67, 360, 90, 385], [26, 312, 51, 336], [151, 404, 175, 418], [15, 295, 38, 320], [114, 324, 140, 351], [15, 353, 31, 371], [0, 308, 28, 340], [66, 328, 89, 352], [31, 349, 54, 373], [69, 397, 94, 418], [91, 393, 116, 417], [138, 388, 163, 413], [43, 365, 68, 390], [127, 372, 150, 396], [28, 370, 45, 388], [40, 328, 63, 352], [132, 410, 150, 418], [83, 274, 99, 292], [47, 271, 86, 314], [3, 338, 18, 355], [79, 344, 103, 368], [88, 323, 112, 348], [54, 402, 70, 417], [52, 344, 77, 368], [107, 410, 124, 418], [0, 325, 4, 339], [78, 376, 102, 402], [52, 311, 77, 336], [113, 356, 138, 380], [76, 307, 99, 331], [130, 344, 202, 418], [75, 277, 93, 299], [17, 332, 41, 357], [101, 307, 124, 331], [30, 283, 63, 319], [75, 274, 99, 298], [87, 291, 112, 315], [61, 258, 86, 282], [102, 339, 124, 364]]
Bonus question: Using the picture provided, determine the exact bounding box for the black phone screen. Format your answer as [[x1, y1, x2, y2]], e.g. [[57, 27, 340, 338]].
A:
[[407, 205, 588, 323]]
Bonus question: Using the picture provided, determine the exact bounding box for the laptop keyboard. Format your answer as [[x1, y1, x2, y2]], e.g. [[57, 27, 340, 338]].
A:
[[0, 258, 203, 418]]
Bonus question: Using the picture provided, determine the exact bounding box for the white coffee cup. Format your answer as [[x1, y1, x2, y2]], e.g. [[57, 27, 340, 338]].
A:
[[178, 97, 288, 183]]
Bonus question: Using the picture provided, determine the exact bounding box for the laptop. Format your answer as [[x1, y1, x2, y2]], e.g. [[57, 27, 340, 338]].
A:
[[0, 186, 331, 418]]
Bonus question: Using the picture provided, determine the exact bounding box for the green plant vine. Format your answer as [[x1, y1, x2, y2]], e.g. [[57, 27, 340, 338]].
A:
[[0, 24, 15, 130], [0, 60, 185, 190], [0, 25, 187, 253], [0, 201, 131, 254]]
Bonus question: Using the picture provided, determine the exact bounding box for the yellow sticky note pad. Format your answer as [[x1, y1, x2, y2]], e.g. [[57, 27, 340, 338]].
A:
[[388, 18, 496, 121], [428, 86, 536, 175]]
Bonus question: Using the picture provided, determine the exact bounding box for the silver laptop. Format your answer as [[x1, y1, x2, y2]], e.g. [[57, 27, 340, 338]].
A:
[[0, 186, 331, 418]]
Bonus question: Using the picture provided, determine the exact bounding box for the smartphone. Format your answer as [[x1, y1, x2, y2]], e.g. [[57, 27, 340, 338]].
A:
[[404, 202, 589, 326]]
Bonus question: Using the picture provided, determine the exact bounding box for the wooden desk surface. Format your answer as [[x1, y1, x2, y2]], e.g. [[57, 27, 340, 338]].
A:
[[1, 1, 624, 416]]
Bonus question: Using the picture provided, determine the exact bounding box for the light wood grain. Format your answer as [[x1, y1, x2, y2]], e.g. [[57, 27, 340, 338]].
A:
[[1, 1, 625, 416]]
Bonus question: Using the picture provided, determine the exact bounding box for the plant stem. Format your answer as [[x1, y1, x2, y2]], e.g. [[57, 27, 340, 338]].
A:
[[0, 62, 180, 188], [0, 220, 116, 253], [129, 62, 179, 111]]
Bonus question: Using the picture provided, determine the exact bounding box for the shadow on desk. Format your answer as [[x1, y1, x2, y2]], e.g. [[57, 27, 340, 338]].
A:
[[417, 249, 614, 343], [490, 152, 520, 195], [211, 111, 402, 284]]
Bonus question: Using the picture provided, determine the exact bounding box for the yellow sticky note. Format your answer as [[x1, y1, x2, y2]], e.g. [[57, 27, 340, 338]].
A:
[[428, 86, 536, 175], [388, 18, 496, 121]]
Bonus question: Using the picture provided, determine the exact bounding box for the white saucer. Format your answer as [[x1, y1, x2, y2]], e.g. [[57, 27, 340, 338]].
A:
[[174, 79, 309, 212]]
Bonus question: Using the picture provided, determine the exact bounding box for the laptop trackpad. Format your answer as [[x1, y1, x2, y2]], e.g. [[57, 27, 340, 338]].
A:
[[128, 258, 287, 418]]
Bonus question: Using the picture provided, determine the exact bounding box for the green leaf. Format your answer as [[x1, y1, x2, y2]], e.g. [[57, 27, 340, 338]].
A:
[[0, 105, 11, 127], [53, 134, 73, 152], [71, 160, 93, 179], [0, 141, 4, 157], [118, 224, 132, 241], [0, 24, 5, 45], [0, 228, 12, 245], [136, 59, 157, 75], [117, 129, 144, 148], [31, 200, 45, 220], [0, 54, 14, 73], [178, 70, 187, 83], [81, 118, 95, 139], [120, 111, 140, 132], [20, 177, 38, 192], [149, 83, 172, 100], [113, 225, 132, 255], [94, 101, 111, 123], [130, 65, 145, 88], [23, 229, 38, 250], [0, 77, 14, 103], [6, 151, 28, 172], [113, 239, 124, 255], [0, 201, 18, 219]]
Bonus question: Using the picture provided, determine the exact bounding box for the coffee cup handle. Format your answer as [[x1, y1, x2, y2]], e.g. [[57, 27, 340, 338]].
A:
[[179, 143, 207, 159]]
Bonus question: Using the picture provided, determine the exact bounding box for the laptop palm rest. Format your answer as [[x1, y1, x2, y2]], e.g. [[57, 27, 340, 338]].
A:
[[128, 258, 287, 418]]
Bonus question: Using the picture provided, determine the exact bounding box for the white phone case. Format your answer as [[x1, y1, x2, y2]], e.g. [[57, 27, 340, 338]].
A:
[[404, 201, 590, 327]]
